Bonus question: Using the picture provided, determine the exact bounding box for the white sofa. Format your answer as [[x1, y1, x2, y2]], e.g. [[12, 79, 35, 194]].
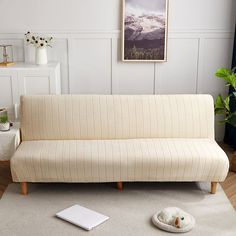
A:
[[11, 95, 229, 195]]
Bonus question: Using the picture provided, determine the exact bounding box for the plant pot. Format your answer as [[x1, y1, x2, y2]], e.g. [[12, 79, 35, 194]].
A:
[[0, 122, 10, 131], [35, 47, 47, 65], [0, 108, 7, 117]]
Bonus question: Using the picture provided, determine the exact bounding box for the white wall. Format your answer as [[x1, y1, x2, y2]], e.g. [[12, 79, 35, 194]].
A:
[[0, 0, 235, 140]]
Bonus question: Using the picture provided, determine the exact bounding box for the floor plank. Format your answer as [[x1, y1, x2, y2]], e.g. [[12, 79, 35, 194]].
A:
[[0, 161, 12, 198]]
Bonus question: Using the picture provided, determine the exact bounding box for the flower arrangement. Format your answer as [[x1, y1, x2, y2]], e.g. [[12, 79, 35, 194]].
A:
[[25, 31, 53, 48]]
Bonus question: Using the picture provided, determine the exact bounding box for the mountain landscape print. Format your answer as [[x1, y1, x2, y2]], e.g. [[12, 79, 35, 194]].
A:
[[123, 0, 168, 61]]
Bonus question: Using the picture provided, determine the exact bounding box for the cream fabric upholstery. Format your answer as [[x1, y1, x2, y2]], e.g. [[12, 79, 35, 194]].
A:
[[11, 95, 229, 183], [11, 139, 228, 182], [20, 95, 214, 141]]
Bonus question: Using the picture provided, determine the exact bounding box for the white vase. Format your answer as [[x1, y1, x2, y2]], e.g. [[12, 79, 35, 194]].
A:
[[0, 122, 10, 131], [35, 47, 48, 65]]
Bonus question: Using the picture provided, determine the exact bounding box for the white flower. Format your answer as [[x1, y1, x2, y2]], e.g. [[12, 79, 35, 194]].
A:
[[24, 31, 53, 48], [25, 32, 34, 44], [34, 36, 41, 48]]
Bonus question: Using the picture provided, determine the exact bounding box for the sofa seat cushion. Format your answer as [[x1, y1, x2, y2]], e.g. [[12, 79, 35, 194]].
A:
[[11, 139, 229, 182]]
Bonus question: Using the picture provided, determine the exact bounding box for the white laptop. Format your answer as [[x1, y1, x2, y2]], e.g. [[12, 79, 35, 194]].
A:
[[56, 204, 109, 231]]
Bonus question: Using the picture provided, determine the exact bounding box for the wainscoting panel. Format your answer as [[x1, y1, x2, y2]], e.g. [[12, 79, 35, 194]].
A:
[[47, 39, 69, 94], [0, 31, 234, 98], [68, 38, 112, 94], [21, 76, 50, 95], [0, 30, 234, 140], [0, 76, 14, 107], [0, 73, 19, 120], [112, 38, 155, 94], [155, 38, 199, 94], [197, 37, 234, 141], [197, 38, 233, 97]]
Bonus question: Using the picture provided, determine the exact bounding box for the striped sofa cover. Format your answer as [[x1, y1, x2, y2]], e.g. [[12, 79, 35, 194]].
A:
[[10, 95, 229, 194]]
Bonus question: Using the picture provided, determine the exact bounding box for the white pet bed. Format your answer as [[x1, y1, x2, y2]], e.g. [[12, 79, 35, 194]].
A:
[[152, 209, 195, 233]]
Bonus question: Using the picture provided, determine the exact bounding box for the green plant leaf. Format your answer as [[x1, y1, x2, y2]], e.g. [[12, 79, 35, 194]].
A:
[[223, 96, 230, 111], [215, 68, 231, 79], [214, 68, 236, 126], [226, 112, 236, 127], [214, 95, 224, 109], [0, 115, 8, 123], [229, 74, 236, 89]]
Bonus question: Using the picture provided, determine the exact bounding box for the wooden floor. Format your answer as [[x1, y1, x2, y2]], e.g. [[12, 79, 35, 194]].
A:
[[1, 144, 236, 210], [0, 161, 12, 197], [221, 171, 236, 209], [219, 143, 236, 210]]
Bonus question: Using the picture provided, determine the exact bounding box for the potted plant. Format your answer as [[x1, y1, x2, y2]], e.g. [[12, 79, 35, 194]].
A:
[[0, 114, 10, 131], [214, 67, 236, 125], [214, 67, 236, 171]]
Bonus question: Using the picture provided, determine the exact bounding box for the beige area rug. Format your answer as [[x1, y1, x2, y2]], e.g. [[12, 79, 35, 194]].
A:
[[0, 182, 236, 236]]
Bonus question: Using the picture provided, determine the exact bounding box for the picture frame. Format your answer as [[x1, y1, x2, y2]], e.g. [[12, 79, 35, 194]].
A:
[[122, 0, 169, 62]]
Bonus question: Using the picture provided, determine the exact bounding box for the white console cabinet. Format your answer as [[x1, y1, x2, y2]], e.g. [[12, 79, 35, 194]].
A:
[[0, 62, 61, 120]]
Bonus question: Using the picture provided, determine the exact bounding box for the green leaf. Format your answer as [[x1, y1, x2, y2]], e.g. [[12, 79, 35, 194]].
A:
[[226, 112, 236, 127], [223, 96, 230, 111], [215, 68, 231, 79], [214, 95, 224, 109], [0, 115, 8, 123], [229, 74, 236, 89], [214, 68, 236, 127]]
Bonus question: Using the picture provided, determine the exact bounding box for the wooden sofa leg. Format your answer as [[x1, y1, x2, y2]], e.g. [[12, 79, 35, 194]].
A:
[[117, 182, 123, 191], [21, 182, 28, 195], [211, 182, 217, 194]]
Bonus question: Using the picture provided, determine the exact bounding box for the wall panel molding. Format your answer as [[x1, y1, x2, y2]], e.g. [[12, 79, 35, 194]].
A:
[[0, 29, 234, 140], [68, 38, 112, 94], [155, 38, 199, 94], [0, 30, 234, 95], [0, 29, 233, 38]]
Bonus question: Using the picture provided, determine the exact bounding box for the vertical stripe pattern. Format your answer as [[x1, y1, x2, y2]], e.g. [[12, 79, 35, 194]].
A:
[[10, 95, 229, 183], [20, 95, 215, 141], [11, 139, 229, 182]]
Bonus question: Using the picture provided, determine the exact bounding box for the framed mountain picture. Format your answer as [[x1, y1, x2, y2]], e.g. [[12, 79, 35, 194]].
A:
[[122, 0, 168, 62]]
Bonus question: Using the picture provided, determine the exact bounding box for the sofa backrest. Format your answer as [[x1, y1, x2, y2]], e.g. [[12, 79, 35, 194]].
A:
[[20, 95, 215, 141]]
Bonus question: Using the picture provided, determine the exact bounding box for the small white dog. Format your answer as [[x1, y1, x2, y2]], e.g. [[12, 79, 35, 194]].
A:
[[158, 207, 191, 228]]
